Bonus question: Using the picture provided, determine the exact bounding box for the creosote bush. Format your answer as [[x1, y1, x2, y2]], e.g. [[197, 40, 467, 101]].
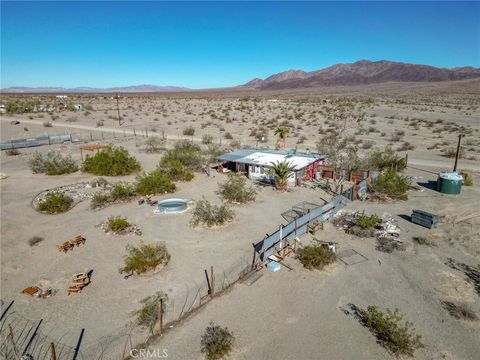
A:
[[159, 140, 204, 172], [367, 147, 407, 171], [110, 183, 136, 200], [82, 146, 141, 176], [131, 291, 169, 335], [183, 126, 195, 136], [373, 168, 411, 200], [201, 322, 234, 360], [28, 236, 44, 246], [190, 198, 234, 227], [359, 306, 423, 357], [136, 169, 176, 195], [144, 136, 165, 153], [298, 243, 336, 270], [120, 242, 171, 275], [357, 214, 381, 229], [91, 193, 110, 209], [38, 192, 73, 214], [106, 216, 131, 233], [29, 151, 78, 175], [218, 173, 256, 204]]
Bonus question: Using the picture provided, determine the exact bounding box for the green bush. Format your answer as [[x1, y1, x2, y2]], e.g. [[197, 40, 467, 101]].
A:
[[298, 243, 336, 270], [144, 136, 165, 153], [110, 183, 136, 200], [136, 169, 176, 195], [82, 146, 141, 176], [183, 126, 195, 136], [158, 159, 194, 182], [357, 214, 381, 229], [218, 173, 256, 203], [190, 198, 234, 227], [38, 192, 73, 214], [202, 134, 214, 144], [120, 242, 171, 275], [374, 168, 411, 200], [29, 151, 78, 175], [91, 193, 110, 209], [131, 291, 169, 335], [201, 322, 234, 360], [359, 305, 424, 356], [368, 147, 407, 171], [106, 216, 131, 233], [464, 177, 473, 186], [160, 141, 204, 171]]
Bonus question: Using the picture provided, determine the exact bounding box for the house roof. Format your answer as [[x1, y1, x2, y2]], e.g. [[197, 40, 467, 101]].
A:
[[217, 149, 325, 170]]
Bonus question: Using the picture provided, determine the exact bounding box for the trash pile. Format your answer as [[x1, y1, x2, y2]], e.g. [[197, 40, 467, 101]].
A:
[[331, 210, 406, 253]]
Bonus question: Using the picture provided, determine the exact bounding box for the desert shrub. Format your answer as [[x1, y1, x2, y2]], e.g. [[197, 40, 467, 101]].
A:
[[397, 142, 415, 151], [204, 143, 225, 164], [159, 140, 204, 171], [441, 301, 478, 321], [131, 291, 168, 335], [82, 146, 141, 176], [5, 149, 20, 156], [110, 183, 136, 201], [463, 177, 473, 186], [367, 147, 406, 171], [38, 192, 73, 214], [136, 169, 176, 195], [357, 214, 381, 229], [183, 126, 195, 136], [107, 216, 131, 233], [442, 147, 465, 159], [201, 322, 234, 360], [145, 136, 165, 153], [412, 236, 436, 246], [157, 159, 194, 182], [91, 193, 110, 209], [218, 174, 256, 203], [120, 242, 171, 275], [390, 129, 405, 142], [359, 305, 424, 356], [349, 225, 376, 237], [224, 132, 233, 139], [29, 151, 78, 175], [190, 198, 234, 227], [28, 236, 44, 246], [202, 134, 214, 144], [42, 121, 52, 127], [298, 243, 336, 270], [373, 168, 411, 200]]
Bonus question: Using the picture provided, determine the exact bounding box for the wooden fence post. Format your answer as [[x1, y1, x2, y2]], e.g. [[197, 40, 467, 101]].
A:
[[210, 266, 215, 296], [159, 298, 164, 335], [133, 127, 136, 136], [50, 342, 57, 360]]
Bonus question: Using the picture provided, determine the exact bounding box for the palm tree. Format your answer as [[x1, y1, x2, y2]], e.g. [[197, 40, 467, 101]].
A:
[[274, 127, 289, 149], [267, 160, 295, 190]]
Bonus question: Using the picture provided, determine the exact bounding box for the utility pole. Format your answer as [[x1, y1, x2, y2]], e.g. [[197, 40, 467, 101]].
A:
[[114, 93, 122, 126], [453, 134, 462, 172]]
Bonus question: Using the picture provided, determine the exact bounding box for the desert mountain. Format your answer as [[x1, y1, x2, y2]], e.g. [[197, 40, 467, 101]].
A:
[[242, 60, 480, 90], [1, 84, 190, 93]]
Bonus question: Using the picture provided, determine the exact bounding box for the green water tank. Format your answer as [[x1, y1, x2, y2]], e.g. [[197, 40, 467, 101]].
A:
[[437, 172, 463, 195]]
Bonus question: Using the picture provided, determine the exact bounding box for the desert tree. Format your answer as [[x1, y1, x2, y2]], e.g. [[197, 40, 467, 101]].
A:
[[274, 127, 289, 149]]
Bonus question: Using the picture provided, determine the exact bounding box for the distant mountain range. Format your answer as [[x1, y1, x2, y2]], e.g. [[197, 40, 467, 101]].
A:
[[1, 84, 190, 93], [2, 60, 480, 93], [241, 60, 480, 90]]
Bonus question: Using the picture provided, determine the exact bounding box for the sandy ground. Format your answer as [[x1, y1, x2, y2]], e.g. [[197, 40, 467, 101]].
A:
[[1, 81, 479, 359], [147, 166, 480, 360]]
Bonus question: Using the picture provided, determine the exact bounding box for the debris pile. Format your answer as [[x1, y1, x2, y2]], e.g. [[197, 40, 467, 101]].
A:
[[332, 210, 405, 252]]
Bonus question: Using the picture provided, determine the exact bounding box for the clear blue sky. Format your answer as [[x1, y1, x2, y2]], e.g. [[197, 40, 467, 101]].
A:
[[1, 1, 479, 89]]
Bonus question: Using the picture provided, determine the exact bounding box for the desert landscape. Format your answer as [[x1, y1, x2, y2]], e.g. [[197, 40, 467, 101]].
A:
[[1, 76, 480, 359]]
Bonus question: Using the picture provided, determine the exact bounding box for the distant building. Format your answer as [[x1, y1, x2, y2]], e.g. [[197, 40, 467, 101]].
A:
[[73, 103, 83, 111], [0, 104, 5, 114], [216, 149, 326, 187]]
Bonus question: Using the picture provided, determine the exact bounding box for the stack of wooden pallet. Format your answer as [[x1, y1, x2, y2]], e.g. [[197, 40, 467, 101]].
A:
[[57, 235, 86, 253], [67, 269, 91, 295]]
